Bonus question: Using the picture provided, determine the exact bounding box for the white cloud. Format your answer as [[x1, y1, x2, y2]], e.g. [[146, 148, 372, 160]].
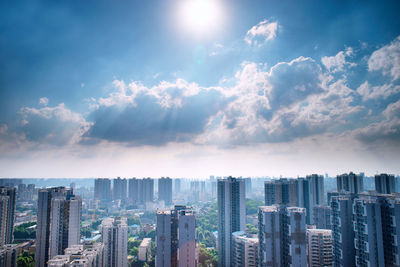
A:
[[368, 36, 400, 81], [19, 102, 92, 146], [321, 47, 356, 72], [39, 97, 49, 106], [245, 19, 278, 46], [357, 81, 400, 101]]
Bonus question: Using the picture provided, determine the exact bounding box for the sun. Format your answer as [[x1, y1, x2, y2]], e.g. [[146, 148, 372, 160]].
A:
[[178, 0, 224, 36]]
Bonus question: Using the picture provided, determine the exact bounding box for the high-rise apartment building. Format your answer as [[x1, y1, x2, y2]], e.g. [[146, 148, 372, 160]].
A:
[[264, 179, 297, 206], [0, 187, 16, 246], [174, 179, 181, 194], [49, 195, 82, 259], [217, 177, 246, 267], [375, 173, 396, 194], [158, 177, 172, 206], [307, 229, 332, 267], [128, 178, 139, 203], [313, 205, 331, 230], [156, 205, 196, 267], [0, 244, 18, 267], [113, 177, 127, 201], [336, 172, 364, 194], [258, 205, 307, 267], [129, 178, 154, 205], [35, 187, 74, 267], [232, 231, 259, 267], [331, 193, 356, 267], [101, 217, 128, 267], [94, 179, 112, 201], [265, 175, 324, 224]]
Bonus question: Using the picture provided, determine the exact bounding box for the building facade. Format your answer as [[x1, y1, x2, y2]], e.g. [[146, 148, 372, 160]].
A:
[[307, 229, 332, 267], [156, 205, 197, 267], [217, 177, 246, 267]]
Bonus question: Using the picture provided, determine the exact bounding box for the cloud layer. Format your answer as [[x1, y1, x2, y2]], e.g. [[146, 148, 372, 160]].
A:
[[1, 36, 400, 158]]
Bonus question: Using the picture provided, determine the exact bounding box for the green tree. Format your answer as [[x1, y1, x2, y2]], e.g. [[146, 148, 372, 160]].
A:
[[198, 244, 217, 267], [17, 251, 34, 267], [245, 199, 264, 215]]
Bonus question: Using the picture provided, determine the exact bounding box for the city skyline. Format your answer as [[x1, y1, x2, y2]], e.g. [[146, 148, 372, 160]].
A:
[[1, 0, 400, 178]]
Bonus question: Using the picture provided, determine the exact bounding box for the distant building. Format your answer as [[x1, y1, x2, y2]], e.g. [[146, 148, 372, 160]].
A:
[[336, 172, 364, 194], [128, 178, 154, 205], [258, 205, 307, 267], [375, 173, 396, 194], [0, 186, 16, 246], [265, 175, 324, 224], [264, 179, 297, 206], [218, 177, 246, 267], [244, 178, 252, 195], [94, 179, 112, 201], [232, 231, 258, 267], [307, 229, 332, 267], [138, 238, 152, 262], [174, 179, 181, 194], [313, 205, 331, 230], [158, 178, 172, 206], [156, 205, 197, 267], [113, 177, 127, 201], [101, 217, 128, 267]]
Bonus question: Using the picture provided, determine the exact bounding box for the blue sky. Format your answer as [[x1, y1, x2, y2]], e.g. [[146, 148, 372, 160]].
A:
[[1, 0, 400, 177]]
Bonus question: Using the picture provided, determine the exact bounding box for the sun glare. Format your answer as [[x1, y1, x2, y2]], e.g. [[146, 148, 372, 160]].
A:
[[178, 0, 223, 36]]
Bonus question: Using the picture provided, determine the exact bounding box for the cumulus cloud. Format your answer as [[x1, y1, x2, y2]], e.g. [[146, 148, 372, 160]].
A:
[[368, 36, 400, 81], [321, 47, 356, 72], [357, 81, 400, 101], [85, 80, 231, 145], [245, 19, 278, 46], [19, 102, 92, 146]]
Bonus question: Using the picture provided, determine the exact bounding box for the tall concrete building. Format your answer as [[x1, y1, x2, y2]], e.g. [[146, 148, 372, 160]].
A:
[[0, 187, 16, 246], [101, 217, 128, 267], [128, 178, 139, 203], [375, 173, 396, 194], [307, 229, 332, 267], [336, 172, 364, 194], [306, 174, 325, 206], [0, 244, 18, 267], [232, 231, 259, 267], [264, 179, 297, 206], [130, 178, 155, 205], [113, 177, 127, 201], [35, 187, 74, 267], [217, 177, 246, 267], [265, 176, 324, 224], [331, 193, 355, 267], [158, 177, 172, 206], [156, 205, 196, 267], [49, 195, 82, 259], [258, 206, 307, 267], [174, 179, 181, 194], [352, 193, 400, 267], [94, 178, 111, 201], [313, 205, 331, 230]]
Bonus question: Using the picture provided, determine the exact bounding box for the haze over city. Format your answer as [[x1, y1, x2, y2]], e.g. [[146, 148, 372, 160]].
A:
[[1, 0, 400, 178]]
